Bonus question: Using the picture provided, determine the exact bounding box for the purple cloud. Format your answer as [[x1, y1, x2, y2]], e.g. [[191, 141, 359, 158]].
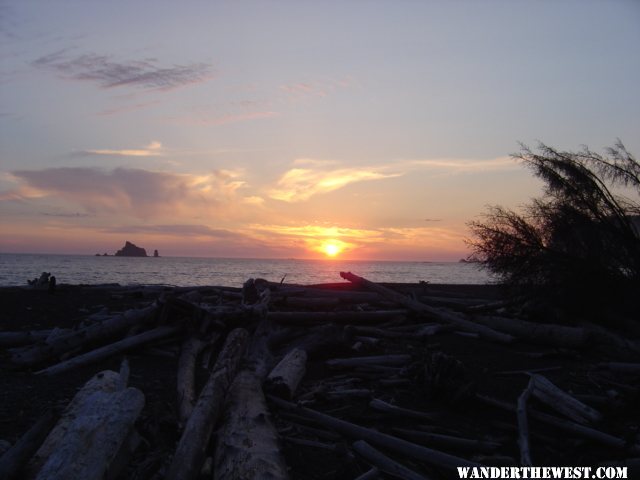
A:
[[33, 51, 214, 91]]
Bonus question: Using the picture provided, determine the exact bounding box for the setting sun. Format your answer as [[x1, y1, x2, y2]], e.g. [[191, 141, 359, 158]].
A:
[[322, 240, 343, 257]]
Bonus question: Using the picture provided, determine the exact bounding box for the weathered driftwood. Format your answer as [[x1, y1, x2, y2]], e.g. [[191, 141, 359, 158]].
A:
[[339, 272, 514, 343], [214, 370, 290, 480], [11, 303, 158, 367], [26, 370, 144, 480], [176, 335, 211, 427], [268, 395, 481, 470], [586, 323, 640, 360], [268, 310, 406, 325], [283, 436, 341, 452], [530, 374, 602, 425], [345, 325, 414, 340], [420, 295, 491, 309], [0, 410, 57, 480], [213, 281, 290, 479], [326, 354, 411, 370], [35, 325, 181, 376], [278, 296, 341, 309], [517, 377, 535, 466], [473, 315, 589, 348], [265, 348, 308, 400], [0, 330, 52, 348], [352, 440, 428, 480], [269, 284, 381, 302], [392, 429, 501, 454], [323, 389, 372, 401], [476, 394, 629, 451], [354, 467, 381, 480], [283, 324, 348, 357], [165, 328, 249, 480], [369, 399, 438, 422]]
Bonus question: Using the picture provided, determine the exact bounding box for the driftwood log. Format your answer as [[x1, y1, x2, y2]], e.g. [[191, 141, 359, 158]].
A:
[[352, 440, 428, 480], [516, 377, 535, 466], [176, 335, 212, 428], [268, 310, 407, 325], [265, 348, 308, 400], [473, 315, 589, 348], [26, 369, 144, 480], [165, 328, 249, 480], [0, 410, 57, 480], [213, 280, 290, 479], [11, 304, 158, 367], [268, 395, 482, 471], [530, 374, 602, 425], [339, 272, 514, 343], [35, 325, 181, 376]]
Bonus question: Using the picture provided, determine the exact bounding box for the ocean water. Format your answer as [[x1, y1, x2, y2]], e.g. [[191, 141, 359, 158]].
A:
[[0, 254, 493, 287]]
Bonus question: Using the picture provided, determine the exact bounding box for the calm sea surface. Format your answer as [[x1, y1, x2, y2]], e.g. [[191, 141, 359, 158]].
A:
[[0, 254, 493, 287]]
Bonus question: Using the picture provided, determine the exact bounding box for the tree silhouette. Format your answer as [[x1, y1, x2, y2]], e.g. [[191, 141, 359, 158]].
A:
[[467, 141, 640, 322]]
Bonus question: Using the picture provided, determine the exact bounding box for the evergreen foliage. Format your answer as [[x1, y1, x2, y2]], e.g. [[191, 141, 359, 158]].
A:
[[467, 141, 640, 320]]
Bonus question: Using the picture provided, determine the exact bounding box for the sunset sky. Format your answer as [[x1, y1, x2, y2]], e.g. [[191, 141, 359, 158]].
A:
[[1, 1, 639, 260]]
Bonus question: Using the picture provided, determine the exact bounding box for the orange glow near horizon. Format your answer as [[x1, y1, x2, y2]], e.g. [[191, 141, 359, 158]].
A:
[[319, 239, 346, 258], [322, 241, 341, 257]]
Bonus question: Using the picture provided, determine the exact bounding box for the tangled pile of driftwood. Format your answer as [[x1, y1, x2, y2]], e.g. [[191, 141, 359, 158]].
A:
[[1, 272, 639, 479]]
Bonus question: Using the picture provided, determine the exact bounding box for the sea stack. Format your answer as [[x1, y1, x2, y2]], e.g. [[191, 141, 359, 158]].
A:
[[153, 249, 160, 257], [115, 241, 148, 257]]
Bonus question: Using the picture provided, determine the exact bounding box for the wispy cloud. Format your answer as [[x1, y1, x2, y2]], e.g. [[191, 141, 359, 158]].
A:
[[33, 51, 214, 91], [78, 141, 164, 158], [269, 167, 400, 202], [268, 155, 516, 202], [2, 167, 247, 218], [404, 157, 517, 173]]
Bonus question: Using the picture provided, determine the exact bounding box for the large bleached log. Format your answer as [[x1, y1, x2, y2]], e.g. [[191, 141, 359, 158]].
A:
[[11, 303, 158, 367], [339, 272, 514, 343], [214, 370, 290, 480], [530, 374, 602, 425], [472, 315, 589, 348], [268, 395, 481, 471], [0, 410, 57, 480], [265, 348, 308, 400], [26, 370, 144, 480], [35, 325, 181, 375], [176, 335, 213, 428], [268, 310, 407, 325], [165, 328, 249, 480], [352, 440, 429, 480], [213, 280, 291, 479]]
